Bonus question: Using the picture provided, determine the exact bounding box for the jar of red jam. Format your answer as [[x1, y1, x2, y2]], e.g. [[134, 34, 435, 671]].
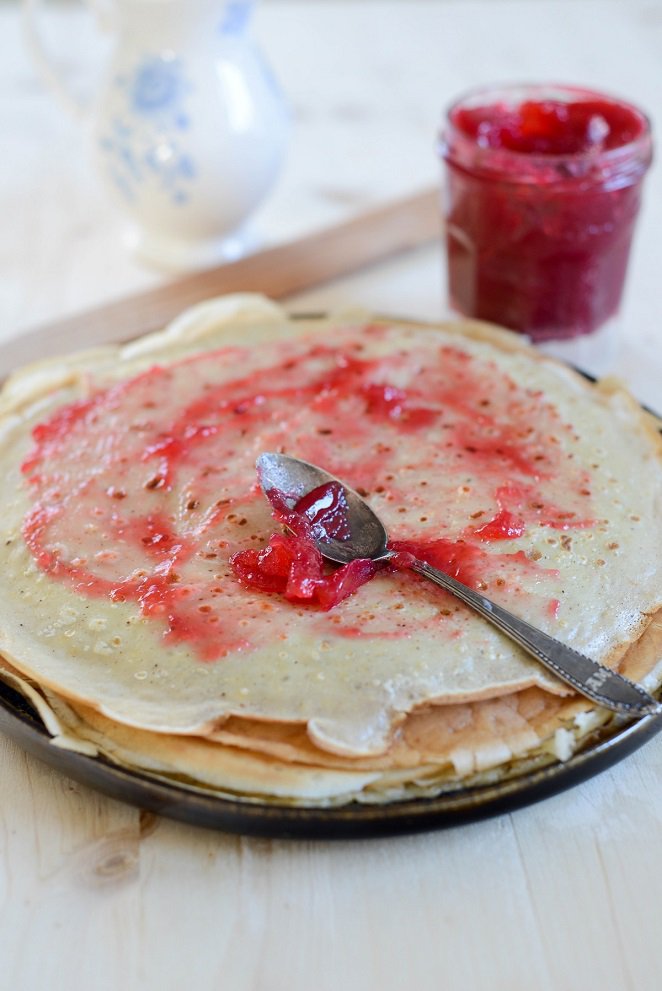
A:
[[440, 84, 653, 341]]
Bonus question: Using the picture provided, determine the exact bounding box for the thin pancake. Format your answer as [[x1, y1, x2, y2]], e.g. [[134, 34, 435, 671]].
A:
[[2, 607, 660, 804], [0, 296, 659, 765]]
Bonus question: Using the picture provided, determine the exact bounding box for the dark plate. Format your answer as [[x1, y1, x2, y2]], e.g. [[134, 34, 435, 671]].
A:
[[1, 328, 660, 840], [1, 676, 661, 839]]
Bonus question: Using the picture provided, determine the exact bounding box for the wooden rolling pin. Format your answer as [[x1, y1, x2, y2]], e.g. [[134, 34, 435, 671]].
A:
[[2, 188, 440, 377]]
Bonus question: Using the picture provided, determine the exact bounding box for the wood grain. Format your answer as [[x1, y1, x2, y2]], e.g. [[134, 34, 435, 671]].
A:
[[0, 188, 440, 378]]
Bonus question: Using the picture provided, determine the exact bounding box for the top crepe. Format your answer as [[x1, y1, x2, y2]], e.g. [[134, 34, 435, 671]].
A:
[[0, 294, 659, 757]]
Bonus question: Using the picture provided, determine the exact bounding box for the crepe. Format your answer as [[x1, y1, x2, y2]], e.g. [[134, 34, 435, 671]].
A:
[[0, 294, 660, 804], [2, 615, 661, 804]]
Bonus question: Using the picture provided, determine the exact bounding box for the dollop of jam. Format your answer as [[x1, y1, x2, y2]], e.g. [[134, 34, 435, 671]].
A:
[[231, 481, 378, 611], [290, 481, 352, 542]]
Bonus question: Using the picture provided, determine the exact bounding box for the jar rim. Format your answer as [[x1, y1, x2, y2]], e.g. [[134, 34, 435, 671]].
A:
[[440, 82, 653, 183]]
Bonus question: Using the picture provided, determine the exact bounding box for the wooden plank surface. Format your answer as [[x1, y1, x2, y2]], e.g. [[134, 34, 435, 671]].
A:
[[0, 188, 439, 377], [4, 741, 662, 991]]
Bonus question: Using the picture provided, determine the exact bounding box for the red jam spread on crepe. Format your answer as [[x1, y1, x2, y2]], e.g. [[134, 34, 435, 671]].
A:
[[20, 321, 596, 662]]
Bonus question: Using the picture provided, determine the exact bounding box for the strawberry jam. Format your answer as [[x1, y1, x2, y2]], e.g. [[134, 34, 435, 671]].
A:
[[286, 481, 352, 542], [440, 85, 652, 341], [231, 481, 377, 610], [21, 323, 589, 660], [231, 533, 378, 611]]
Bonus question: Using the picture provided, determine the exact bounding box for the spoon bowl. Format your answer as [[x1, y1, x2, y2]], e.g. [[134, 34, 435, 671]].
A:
[[256, 452, 390, 564]]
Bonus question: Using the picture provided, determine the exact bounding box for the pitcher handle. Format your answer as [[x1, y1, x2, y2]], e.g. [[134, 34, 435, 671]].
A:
[[21, 0, 115, 118]]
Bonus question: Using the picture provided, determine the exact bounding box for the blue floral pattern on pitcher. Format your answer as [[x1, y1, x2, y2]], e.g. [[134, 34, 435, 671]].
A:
[[131, 58, 187, 114], [99, 55, 196, 206], [219, 0, 255, 34]]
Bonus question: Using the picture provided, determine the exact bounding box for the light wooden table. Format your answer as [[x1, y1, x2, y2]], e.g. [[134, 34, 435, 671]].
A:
[[3, 2, 662, 989]]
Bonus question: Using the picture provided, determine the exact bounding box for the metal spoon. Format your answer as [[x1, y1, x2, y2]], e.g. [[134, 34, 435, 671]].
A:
[[257, 452, 661, 718]]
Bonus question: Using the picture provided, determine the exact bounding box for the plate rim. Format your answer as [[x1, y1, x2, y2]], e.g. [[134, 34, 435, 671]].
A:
[[2, 676, 661, 840]]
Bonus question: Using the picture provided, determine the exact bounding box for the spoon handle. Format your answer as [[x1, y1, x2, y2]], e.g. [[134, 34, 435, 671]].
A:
[[408, 557, 661, 717]]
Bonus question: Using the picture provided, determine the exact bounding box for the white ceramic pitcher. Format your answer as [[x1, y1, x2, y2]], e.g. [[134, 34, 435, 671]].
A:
[[23, 0, 289, 270]]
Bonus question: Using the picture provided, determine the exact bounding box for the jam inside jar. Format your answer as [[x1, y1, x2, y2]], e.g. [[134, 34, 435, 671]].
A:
[[440, 85, 653, 341]]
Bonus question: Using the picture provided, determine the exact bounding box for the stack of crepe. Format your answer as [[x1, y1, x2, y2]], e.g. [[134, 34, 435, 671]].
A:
[[0, 295, 660, 807]]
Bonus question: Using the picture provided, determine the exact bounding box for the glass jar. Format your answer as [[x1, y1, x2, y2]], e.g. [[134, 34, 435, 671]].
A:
[[440, 84, 653, 341]]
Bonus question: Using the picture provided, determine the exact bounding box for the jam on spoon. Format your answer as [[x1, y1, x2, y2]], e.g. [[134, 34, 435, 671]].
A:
[[230, 477, 377, 610]]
